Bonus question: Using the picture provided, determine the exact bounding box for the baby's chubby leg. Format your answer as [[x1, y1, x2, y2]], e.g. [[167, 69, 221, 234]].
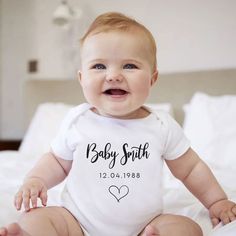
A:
[[0, 206, 84, 236], [140, 214, 203, 236]]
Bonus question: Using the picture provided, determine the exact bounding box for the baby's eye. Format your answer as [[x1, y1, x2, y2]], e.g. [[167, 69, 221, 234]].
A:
[[92, 64, 106, 70], [123, 64, 138, 69]]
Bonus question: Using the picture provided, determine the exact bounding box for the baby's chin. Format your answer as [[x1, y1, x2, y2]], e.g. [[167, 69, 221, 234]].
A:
[[95, 107, 149, 120]]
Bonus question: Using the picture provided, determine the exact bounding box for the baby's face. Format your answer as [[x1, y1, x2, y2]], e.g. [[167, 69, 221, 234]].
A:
[[79, 31, 157, 119]]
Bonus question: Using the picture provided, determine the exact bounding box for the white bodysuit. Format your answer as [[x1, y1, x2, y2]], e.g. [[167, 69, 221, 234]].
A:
[[51, 103, 190, 236]]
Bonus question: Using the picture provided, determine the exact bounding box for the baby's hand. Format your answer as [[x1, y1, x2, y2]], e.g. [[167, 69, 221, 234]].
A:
[[14, 177, 48, 211], [209, 199, 236, 226]]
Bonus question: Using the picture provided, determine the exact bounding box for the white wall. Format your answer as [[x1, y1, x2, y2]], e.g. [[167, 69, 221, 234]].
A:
[[0, 0, 2, 138], [1, 0, 34, 139], [1, 0, 236, 139]]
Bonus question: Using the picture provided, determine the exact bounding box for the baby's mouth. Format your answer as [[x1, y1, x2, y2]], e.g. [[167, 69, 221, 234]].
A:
[[103, 89, 128, 96]]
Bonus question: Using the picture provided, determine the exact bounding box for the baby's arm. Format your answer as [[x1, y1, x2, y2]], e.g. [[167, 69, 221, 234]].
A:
[[166, 148, 236, 226], [15, 151, 72, 211]]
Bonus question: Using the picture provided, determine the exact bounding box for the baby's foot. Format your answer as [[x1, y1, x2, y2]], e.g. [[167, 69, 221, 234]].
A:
[[0, 223, 25, 236], [143, 225, 161, 236]]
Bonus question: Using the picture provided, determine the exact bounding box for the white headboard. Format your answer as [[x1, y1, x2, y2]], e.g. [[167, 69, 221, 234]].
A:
[[23, 68, 236, 127]]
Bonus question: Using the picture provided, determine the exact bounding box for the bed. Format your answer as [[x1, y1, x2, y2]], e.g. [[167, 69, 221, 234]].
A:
[[1, 69, 236, 235]]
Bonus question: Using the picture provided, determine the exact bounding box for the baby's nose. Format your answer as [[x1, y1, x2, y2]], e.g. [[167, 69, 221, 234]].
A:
[[106, 72, 123, 83]]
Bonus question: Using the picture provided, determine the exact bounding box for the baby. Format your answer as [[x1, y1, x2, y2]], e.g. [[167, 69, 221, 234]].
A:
[[1, 12, 236, 236]]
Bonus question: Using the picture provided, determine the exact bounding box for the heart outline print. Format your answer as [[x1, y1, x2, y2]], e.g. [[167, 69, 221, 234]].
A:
[[109, 185, 129, 202]]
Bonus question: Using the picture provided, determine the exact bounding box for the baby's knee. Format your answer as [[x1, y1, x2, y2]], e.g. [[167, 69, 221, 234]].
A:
[[169, 214, 202, 235], [19, 207, 49, 222], [151, 214, 203, 236], [19, 207, 83, 236], [18, 207, 71, 235]]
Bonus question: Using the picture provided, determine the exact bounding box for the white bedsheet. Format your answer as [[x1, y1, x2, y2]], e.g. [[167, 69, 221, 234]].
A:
[[0, 151, 63, 225], [1, 151, 235, 235]]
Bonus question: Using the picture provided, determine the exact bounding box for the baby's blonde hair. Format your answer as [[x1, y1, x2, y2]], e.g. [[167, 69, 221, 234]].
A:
[[80, 12, 157, 72]]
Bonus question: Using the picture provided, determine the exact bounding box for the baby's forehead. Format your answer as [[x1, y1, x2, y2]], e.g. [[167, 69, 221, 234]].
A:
[[81, 30, 151, 58]]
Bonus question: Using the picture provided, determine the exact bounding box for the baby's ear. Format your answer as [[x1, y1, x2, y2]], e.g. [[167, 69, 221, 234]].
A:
[[151, 70, 158, 86], [77, 70, 82, 83]]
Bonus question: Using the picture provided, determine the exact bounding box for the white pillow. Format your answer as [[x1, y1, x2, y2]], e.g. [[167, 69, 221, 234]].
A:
[[19, 103, 73, 158], [183, 92, 236, 173]]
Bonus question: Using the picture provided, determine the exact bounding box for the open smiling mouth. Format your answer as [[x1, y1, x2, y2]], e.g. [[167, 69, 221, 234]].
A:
[[103, 89, 128, 96]]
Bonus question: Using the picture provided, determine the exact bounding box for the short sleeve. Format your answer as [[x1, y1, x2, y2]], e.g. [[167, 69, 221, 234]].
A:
[[160, 113, 190, 160], [51, 103, 91, 160]]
